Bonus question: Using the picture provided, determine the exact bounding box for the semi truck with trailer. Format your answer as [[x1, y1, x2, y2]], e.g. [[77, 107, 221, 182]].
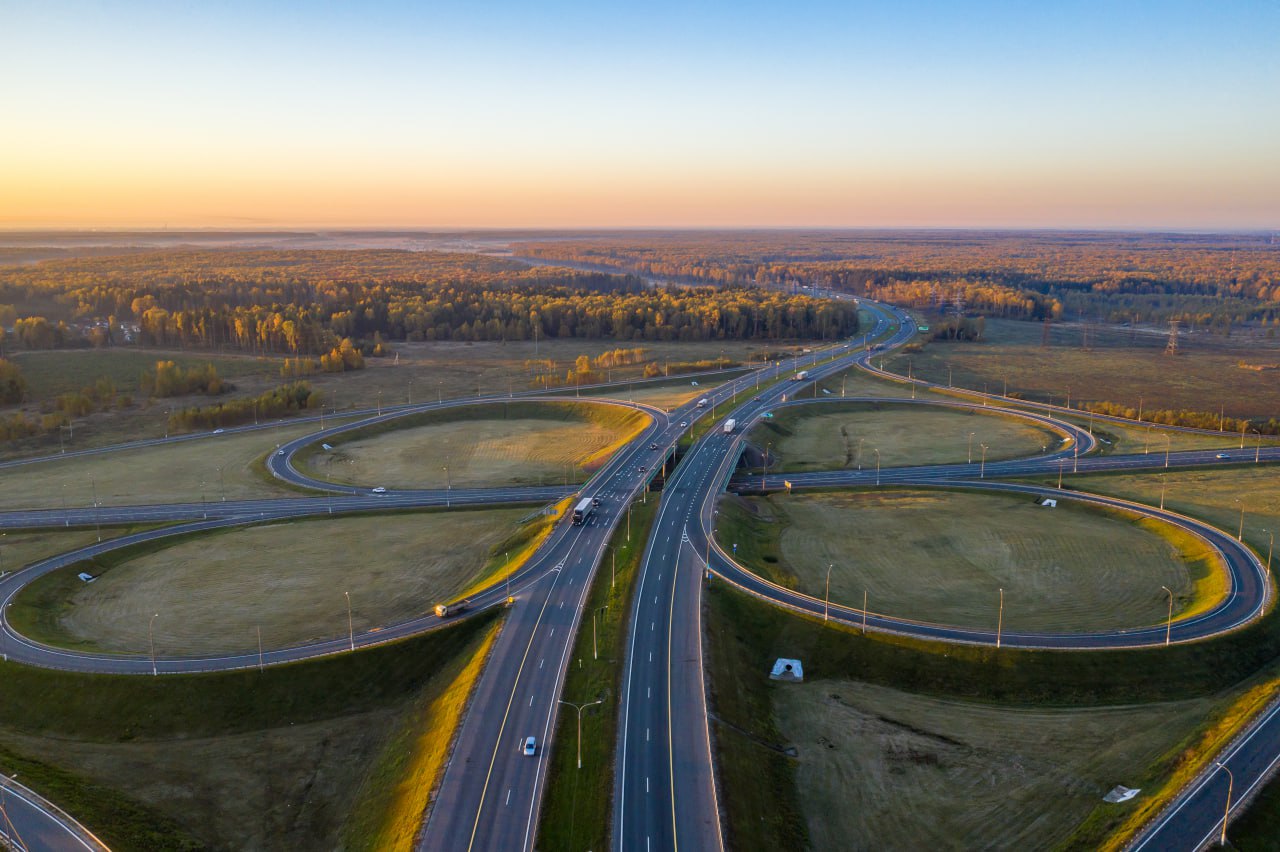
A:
[[572, 497, 594, 526], [723, 419, 737, 434]]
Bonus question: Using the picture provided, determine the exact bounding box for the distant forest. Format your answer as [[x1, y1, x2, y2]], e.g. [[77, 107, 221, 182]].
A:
[[0, 249, 859, 355], [514, 231, 1280, 332]]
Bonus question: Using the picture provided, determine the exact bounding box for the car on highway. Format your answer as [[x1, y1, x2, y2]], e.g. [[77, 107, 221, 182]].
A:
[[523, 736, 537, 756], [679, 421, 687, 427], [212, 428, 225, 434], [371, 486, 387, 494], [637, 465, 646, 473], [1216, 453, 1230, 459], [649, 443, 659, 450], [753, 396, 761, 400], [277, 449, 285, 455]]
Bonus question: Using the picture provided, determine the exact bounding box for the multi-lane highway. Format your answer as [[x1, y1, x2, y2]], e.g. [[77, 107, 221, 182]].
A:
[[1, 293, 1277, 850]]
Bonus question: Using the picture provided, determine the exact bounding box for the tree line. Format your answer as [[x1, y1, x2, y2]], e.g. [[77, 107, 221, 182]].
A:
[[514, 232, 1280, 327], [0, 249, 858, 358]]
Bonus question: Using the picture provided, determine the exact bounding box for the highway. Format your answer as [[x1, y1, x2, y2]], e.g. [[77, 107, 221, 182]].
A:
[[0, 293, 1276, 849], [0, 775, 108, 852]]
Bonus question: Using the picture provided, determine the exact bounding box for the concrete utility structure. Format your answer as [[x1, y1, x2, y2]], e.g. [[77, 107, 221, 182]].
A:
[[770, 658, 804, 682]]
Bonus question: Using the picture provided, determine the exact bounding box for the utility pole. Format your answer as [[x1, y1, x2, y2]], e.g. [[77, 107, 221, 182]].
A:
[[996, 588, 1004, 649], [344, 591, 354, 651], [1161, 585, 1173, 646]]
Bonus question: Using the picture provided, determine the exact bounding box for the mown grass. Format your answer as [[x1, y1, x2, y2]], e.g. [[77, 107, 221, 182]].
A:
[[714, 489, 1225, 633], [536, 496, 661, 852], [453, 496, 574, 602], [342, 617, 502, 851], [10, 510, 526, 655], [295, 399, 649, 489], [0, 611, 498, 849]]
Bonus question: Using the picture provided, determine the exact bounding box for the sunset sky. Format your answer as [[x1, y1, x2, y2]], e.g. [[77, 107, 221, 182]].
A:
[[3, 1, 1277, 230]]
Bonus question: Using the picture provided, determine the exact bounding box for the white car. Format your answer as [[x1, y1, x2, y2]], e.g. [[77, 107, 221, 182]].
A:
[[679, 421, 688, 428], [212, 428, 225, 434], [1215, 453, 1230, 459], [277, 450, 285, 456], [372, 486, 387, 494], [523, 736, 537, 756]]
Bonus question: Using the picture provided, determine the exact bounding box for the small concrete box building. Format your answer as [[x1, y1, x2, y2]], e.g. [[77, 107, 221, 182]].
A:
[[770, 658, 804, 682]]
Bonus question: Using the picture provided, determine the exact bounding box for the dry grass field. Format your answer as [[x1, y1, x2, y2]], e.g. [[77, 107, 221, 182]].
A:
[[33, 510, 525, 655], [1056, 466, 1280, 572], [775, 679, 1217, 851], [724, 490, 1217, 632], [1, 338, 796, 459], [752, 403, 1059, 472], [886, 318, 1280, 420], [306, 416, 630, 489], [0, 419, 354, 511], [0, 529, 119, 575]]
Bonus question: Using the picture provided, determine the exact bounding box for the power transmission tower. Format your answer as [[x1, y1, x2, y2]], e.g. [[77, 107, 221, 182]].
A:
[[1164, 320, 1180, 356]]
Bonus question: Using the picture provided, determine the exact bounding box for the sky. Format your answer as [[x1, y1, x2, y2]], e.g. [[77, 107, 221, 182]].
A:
[[2, 0, 1277, 230]]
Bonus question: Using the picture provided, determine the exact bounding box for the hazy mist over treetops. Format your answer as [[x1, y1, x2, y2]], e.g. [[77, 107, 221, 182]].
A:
[[3, 0, 1276, 230]]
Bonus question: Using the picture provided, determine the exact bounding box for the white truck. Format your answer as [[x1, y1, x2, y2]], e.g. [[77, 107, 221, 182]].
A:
[[794, 370, 809, 381], [723, 419, 737, 434], [696, 397, 709, 408]]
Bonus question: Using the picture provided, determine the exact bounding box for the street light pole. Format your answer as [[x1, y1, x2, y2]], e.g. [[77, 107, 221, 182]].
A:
[[968, 432, 974, 464], [824, 564, 833, 622], [980, 444, 988, 479], [558, 699, 604, 769], [149, 613, 159, 676], [996, 588, 1004, 649], [874, 449, 881, 486], [1215, 761, 1234, 848], [1161, 585, 1173, 646], [1163, 433, 1171, 469], [344, 591, 354, 651]]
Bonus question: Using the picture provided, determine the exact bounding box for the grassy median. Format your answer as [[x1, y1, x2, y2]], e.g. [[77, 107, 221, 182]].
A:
[[536, 496, 661, 851]]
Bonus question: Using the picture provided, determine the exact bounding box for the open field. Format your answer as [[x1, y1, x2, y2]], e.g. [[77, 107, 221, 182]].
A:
[[1051, 465, 1280, 592], [11, 348, 281, 401], [718, 490, 1219, 632], [885, 317, 1280, 420], [0, 338, 804, 459], [0, 419, 358, 511], [749, 401, 1060, 472], [0, 528, 124, 575], [777, 679, 1215, 852], [703, 582, 1280, 852], [303, 401, 647, 489], [0, 611, 498, 850], [12, 509, 527, 655]]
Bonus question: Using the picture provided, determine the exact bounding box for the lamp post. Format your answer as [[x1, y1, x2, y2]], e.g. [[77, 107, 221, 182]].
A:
[[593, 605, 608, 659], [344, 591, 354, 651], [856, 437, 865, 470], [558, 698, 604, 769], [218, 466, 226, 502], [1215, 761, 1234, 848], [996, 588, 1004, 649], [967, 432, 975, 464], [444, 465, 451, 507], [1160, 476, 1167, 510], [1163, 433, 1171, 469], [149, 613, 159, 676], [824, 564, 833, 622], [874, 448, 881, 486], [979, 443, 988, 479], [1161, 585, 1173, 646], [1235, 498, 1245, 542], [1253, 429, 1263, 463], [1265, 529, 1274, 582]]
